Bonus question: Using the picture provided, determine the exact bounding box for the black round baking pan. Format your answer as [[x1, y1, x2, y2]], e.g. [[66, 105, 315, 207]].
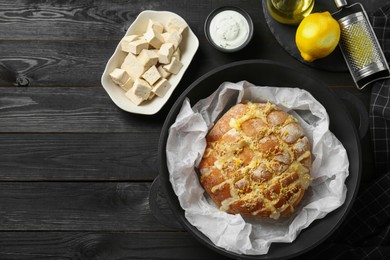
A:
[[157, 59, 362, 259]]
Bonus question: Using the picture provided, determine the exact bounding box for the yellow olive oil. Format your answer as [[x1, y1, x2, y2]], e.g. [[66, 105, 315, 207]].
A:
[[266, 0, 314, 25]]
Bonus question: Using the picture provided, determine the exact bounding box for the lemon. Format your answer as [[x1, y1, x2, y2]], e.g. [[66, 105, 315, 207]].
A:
[[295, 11, 341, 62]]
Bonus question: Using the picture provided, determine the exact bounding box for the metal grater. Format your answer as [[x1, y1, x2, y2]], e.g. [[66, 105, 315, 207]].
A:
[[333, 0, 390, 90]]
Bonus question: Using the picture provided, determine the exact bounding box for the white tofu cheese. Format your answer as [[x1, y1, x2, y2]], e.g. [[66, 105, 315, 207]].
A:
[[133, 78, 152, 100], [127, 39, 149, 55], [120, 78, 134, 92], [172, 47, 181, 60], [110, 17, 188, 106], [121, 53, 146, 80], [157, 65, 171, 78], [120, 35, 140, 52], [147, 92, 156, 100], [137, 49, 159, 68], [165, 17, 188, 34], [163, 57, 183, 75], [158, 42, 174, 64], [152, 78, 171, 97], [142, 65, 161, 85], [147, 19, 164, 34], [125, 88, 144, 105], [144, 27, 164, 49], [109, 68, 130, 86], [162, 31, 182, 49]]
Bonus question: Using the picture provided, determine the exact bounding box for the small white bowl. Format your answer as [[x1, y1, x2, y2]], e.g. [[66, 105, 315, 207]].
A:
[[204, 6, 253, 53], [101, 10, 199, 115]]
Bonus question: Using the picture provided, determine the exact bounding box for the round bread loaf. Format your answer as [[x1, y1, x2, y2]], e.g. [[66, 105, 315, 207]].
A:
[[198, 102, 312, 219]]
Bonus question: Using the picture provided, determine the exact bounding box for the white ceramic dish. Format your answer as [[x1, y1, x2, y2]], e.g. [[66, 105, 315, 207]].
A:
[[101, 10, 199, 115]]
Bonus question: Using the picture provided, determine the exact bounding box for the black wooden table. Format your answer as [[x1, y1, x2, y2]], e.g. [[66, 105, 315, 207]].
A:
[[0, 0, 388, 259]]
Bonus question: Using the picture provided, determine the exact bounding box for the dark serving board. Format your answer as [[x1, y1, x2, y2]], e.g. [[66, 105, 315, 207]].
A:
[[262, 0, 386, 72]]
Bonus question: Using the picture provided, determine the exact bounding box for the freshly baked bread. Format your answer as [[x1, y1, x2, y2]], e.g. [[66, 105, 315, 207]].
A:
[[198, 102, 311, 219]]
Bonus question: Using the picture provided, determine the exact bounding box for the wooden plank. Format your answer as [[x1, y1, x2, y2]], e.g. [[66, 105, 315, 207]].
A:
[[0, 232, 226, 260], [0, 41, 115, 87], [0, 87, 362, 135], [0, 0, 384, 42], [0, 81, 359, 136], [0, 133, 159, 181], [0, 0, 207, 41], [0, 38, 356, 89], [0, 182, 176, 231], [0, 87, 170, 133], [0, 1, 129, 40], [0, 38, 213, 88]]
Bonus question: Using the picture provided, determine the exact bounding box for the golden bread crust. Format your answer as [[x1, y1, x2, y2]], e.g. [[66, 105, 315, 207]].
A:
[[198, 102, 312, 219]]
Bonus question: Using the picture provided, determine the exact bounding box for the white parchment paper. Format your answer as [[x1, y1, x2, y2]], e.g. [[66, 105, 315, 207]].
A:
[[166, 81, 349, 255]]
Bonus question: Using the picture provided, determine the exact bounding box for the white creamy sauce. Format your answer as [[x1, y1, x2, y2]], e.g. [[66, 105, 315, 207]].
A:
[[209, 10, 250, 50]]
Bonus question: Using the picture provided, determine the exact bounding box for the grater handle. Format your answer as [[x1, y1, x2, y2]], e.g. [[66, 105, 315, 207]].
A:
[[334, 0, 348, 9]]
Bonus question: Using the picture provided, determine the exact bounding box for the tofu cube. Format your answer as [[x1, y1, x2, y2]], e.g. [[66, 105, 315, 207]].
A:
[[147, 19, 164, 34], [120, 78, 134, 92], [152, 78, 171, 97], [137, 49, 158, 68], [121, 53, 146, 80], [165, 17, 188, 34], [147, 92, 156, 100], [172, 47, 181, 60], [144, 27, 164, 49], [142, 65, 161, 85], [120, 35, 140, 52], [125, 88, 144, 105], [127, 39, 149, 55], [157, 65, 171, 78], [162, 31, 182, 49], [109, 68, 130, 86], [163, 57, 183, 75], [132, 78, 152, 100], [158, 42, 174, 64]]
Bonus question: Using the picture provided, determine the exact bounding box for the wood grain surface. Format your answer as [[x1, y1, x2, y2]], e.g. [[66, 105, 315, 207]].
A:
[[0, 182, 170, 231], [0, 134, 159, 180], [0, 232, 227, 260], [0, 0, 378, 259]]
